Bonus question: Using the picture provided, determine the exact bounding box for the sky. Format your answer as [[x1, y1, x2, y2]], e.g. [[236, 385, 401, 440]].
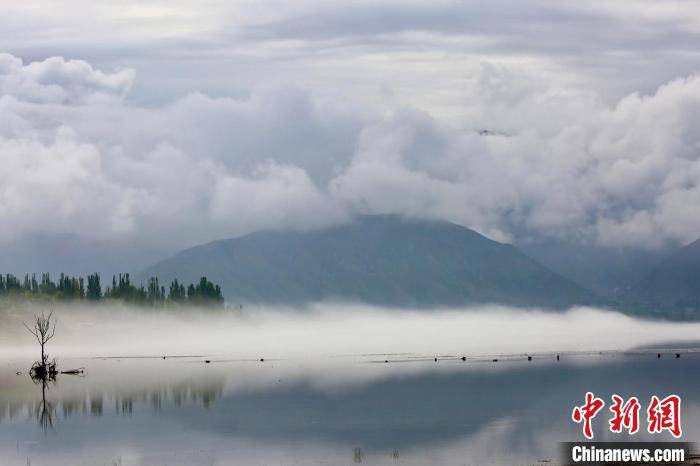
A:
[[2, 0, 700, 257]]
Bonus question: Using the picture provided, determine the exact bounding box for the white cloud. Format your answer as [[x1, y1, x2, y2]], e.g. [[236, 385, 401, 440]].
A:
[[0, 127, 133, 239], [0, 58, 356, 248], [0, 53, 134, 104], [1, 52, 700, 252], [332, 71, 700, 248]]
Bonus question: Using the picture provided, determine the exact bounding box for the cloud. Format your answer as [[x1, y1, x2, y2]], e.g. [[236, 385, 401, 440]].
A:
[[0, 57, 357, 248], [0, 127, 132, 239], [1, 52, 700, 253], [4, 1, 700, 112], [0, 53, 134, 104], [331, 68, 700, 248]]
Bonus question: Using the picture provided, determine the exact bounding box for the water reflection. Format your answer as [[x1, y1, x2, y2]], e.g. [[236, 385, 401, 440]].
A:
[[0, 351, 699, 465], [1, 359, 226, 431], [35, 377, 55, 433]]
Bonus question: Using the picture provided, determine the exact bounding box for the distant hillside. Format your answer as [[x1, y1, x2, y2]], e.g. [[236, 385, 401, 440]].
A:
[[629, 238, 700, 312], [522, 241, 669, 297], [139, 215, 596, 309]]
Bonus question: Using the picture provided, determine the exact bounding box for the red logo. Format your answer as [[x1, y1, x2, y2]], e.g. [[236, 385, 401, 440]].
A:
[[572, 393, 682, 439], [572, 392, 605, 439], [647, 395, 682, 438], [609, 394, 641, 434]]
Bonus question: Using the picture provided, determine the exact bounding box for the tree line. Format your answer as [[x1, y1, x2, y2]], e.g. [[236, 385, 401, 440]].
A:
[[0, 272, 224, 307]]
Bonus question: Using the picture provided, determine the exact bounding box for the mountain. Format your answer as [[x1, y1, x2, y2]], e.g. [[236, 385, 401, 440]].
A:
[[139, 215, 596, 308], [630, 238, 700, 311], [522, 241, 670, 297]]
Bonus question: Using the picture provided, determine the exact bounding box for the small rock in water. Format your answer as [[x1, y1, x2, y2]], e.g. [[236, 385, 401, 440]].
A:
[[675, 353, 681, 359], [205, 360, 211, 364], [527, 356, 532, 361], [492, 359, 498, 362], [384, 360, 389, 363]]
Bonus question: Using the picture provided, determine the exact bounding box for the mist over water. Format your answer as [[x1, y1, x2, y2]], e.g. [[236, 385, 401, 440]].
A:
[[3, 304, 700, 466], [2, 304, 698, 360]]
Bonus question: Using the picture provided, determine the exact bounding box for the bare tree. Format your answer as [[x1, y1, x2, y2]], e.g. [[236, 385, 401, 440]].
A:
[[24, 311, 56, 369]]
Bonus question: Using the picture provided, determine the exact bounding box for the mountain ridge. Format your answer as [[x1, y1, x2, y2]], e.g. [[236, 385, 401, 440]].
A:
[[139, 215, 597, 309], [629, 238, 700, 309]]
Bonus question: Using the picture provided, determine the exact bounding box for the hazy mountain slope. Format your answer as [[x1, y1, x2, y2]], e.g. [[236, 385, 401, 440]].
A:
[[522, 241, 670, 297], [139, 215, 596, 308], [630, 238, 700, 307]]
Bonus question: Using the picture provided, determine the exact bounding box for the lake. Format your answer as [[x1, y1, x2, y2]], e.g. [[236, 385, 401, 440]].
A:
[[1, 346, 698, 465]]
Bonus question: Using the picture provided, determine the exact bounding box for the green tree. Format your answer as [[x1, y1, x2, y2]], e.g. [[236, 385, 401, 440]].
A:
[[86, 273, 102, 300]]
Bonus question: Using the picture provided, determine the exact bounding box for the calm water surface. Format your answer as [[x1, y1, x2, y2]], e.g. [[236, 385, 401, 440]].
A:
[[1, 349, 698, 465]]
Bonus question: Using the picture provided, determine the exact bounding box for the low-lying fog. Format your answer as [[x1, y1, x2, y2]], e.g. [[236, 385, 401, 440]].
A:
[[3, 303, 700, 466], [1, 304, 698, 360]]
